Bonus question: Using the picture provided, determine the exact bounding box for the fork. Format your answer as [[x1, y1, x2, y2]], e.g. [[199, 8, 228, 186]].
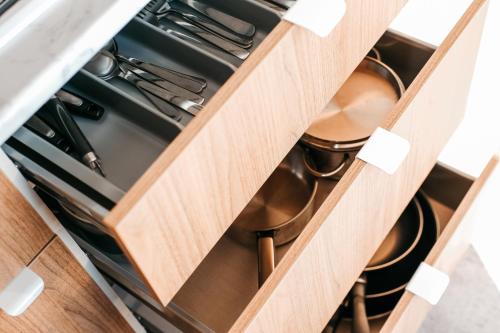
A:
[[145, 0, 254, 48]]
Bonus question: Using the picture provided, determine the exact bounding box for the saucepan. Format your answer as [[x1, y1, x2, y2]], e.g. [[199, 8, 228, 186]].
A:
[[301, 56, 405, 179], [325, 192, 440, 332], [229, 146, 318, 286]]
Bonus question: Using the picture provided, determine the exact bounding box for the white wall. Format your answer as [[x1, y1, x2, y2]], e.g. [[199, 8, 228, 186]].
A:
[[390, 0, 500, 288]]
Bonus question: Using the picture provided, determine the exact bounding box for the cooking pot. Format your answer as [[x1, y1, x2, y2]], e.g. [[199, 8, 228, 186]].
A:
[[229, 146, 317, 286], [301, 57, 405, 179], [325, 192, 440, 332]]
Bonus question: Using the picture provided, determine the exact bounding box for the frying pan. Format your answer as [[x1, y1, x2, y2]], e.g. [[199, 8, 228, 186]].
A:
[[341, 192, 440, 333], [229, 146, 318, 286]]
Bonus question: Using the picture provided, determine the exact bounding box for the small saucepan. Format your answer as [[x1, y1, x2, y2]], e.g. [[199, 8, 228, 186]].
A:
[[229, 146, 318, 286], [301, 57, 405, 179]]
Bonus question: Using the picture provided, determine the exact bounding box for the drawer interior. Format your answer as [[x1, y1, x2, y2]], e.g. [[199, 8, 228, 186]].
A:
[[330, 163, 476, 333], [2, 0, 282, 225], [130, 31, 439, 332], [2, 26, 443, 332]]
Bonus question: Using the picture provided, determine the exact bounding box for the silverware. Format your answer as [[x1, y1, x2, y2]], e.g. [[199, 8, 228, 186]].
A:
[[137, 8, 250, 60], [24, 115, 70, 152], [263, 0, 296, 9], [105, 39, 207, 94], [165, 12, 250, 60], [38, 96, 105, 176], [145, 0, 255, 46], [117, 58, 205, 104], [180, 0, 255, 36], [56, 89, 105, 120], [119, 62, 202, 116], [84, 50, 201, 117]]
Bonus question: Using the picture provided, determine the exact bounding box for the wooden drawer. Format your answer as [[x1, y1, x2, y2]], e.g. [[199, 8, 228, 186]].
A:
[[0, 170, 53, 288], [97, 0, 409, 306], [0, 172, 133, 332], [152, 1, 488, 331], [333, 157, 498, 333], [0, 237, 134, 333]]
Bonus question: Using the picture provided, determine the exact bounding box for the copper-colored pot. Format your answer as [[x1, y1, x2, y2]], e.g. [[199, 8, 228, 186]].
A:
[[301, 57, 405, 179], [229, 146, 317, 286]]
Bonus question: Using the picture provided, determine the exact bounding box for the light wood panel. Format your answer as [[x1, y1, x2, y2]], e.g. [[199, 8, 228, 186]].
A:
[[0, 171, 53, 288], [231, 1, 488, 331], [103, 0, 409, 305], [0, 237, 133, 333], [380, 157, 498, 333]]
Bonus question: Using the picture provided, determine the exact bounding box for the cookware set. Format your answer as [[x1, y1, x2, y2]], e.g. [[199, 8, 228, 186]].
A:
[[324, 192, 440, 332], [2, 1, 441, 329]]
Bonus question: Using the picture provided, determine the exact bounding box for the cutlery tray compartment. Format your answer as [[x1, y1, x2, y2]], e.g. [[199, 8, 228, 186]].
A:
[[4, 70, 181, 215], [90, 18, 236, 126], [135, 0, 281, 65]]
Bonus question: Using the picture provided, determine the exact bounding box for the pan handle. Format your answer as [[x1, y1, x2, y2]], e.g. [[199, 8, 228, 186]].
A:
[[303, 153, 348, 179], [351, 275, 370, 333], [257, 232, 275, 287]]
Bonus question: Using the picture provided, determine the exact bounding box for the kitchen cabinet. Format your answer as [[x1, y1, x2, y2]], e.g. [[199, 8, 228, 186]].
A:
[[0, 0, 492, 332]]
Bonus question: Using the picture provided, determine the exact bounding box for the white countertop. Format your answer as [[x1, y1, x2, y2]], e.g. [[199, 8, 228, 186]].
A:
[[0, 0, 149, 144]]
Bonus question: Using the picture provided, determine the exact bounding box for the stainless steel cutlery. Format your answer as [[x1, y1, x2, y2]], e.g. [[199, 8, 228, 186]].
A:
[[84, 50, 203, 118], [138, 0, 256, 60]]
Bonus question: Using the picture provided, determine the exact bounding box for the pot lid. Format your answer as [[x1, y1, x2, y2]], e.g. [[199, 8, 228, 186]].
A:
[[304, 57, 404, 145]]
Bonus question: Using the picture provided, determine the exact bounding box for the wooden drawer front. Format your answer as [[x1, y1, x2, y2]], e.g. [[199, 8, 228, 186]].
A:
[[231, 1, 488, 332], [380, 158, 498, 333], [0, 171, 53, 288], [0, 237, 133, 333], [104, 0, 408, 305]]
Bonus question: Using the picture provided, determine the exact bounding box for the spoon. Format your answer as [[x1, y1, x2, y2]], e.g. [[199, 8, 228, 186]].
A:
[[84, 50, 201, 116]]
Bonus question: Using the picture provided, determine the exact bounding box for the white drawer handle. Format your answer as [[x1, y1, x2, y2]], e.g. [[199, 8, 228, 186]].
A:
[[406, 262, 450, 305], [284, 0, 346, 37], [0, 267, 44, 316], [356, 127, 410, 175]]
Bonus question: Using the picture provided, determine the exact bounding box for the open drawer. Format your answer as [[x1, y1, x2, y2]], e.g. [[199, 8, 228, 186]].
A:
[[0, 0, 409, 306], [331, 157, 498, 333], [379, 158, 499, 333], [0, 171, 134, 332], [145, 0, 487, 331]]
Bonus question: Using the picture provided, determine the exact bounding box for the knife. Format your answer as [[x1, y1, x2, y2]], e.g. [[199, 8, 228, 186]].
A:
[[24, 115, 70, 152], [56, 89, 105, 120], [38, 96, 105, 177]]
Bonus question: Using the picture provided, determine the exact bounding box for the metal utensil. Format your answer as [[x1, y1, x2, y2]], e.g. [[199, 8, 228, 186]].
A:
[[105, 39, 207, 94], [138, 9, 238, 62], [179, 0, 256, 36], [24, 115, 70, 152], [38, 96, 105, 176], [229, 146, 317, 286], [84, 50, 201, 116], [254, 0, 295, 10], [116, 58, 204, 104], [56, 89, 105, 120], [145, 0, 255, 45], [165, 12, 251, 60]]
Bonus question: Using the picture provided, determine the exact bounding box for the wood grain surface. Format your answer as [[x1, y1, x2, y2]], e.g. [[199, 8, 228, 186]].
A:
[[231, 1, 489, 331], [0, 171, 53, 288], [381, 157, 498, 333], [104, 0, 409, 306], [0, 237, 133, 333]]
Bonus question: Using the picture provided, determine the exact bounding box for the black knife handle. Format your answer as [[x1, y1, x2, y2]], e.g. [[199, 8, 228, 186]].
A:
[[38, 96, 93, 158], [56, 90, 105, 120], [24, 115, 71, 152]]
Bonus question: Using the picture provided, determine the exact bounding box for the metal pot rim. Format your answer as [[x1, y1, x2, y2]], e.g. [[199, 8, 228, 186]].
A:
[[365, 197, 424, 271]]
